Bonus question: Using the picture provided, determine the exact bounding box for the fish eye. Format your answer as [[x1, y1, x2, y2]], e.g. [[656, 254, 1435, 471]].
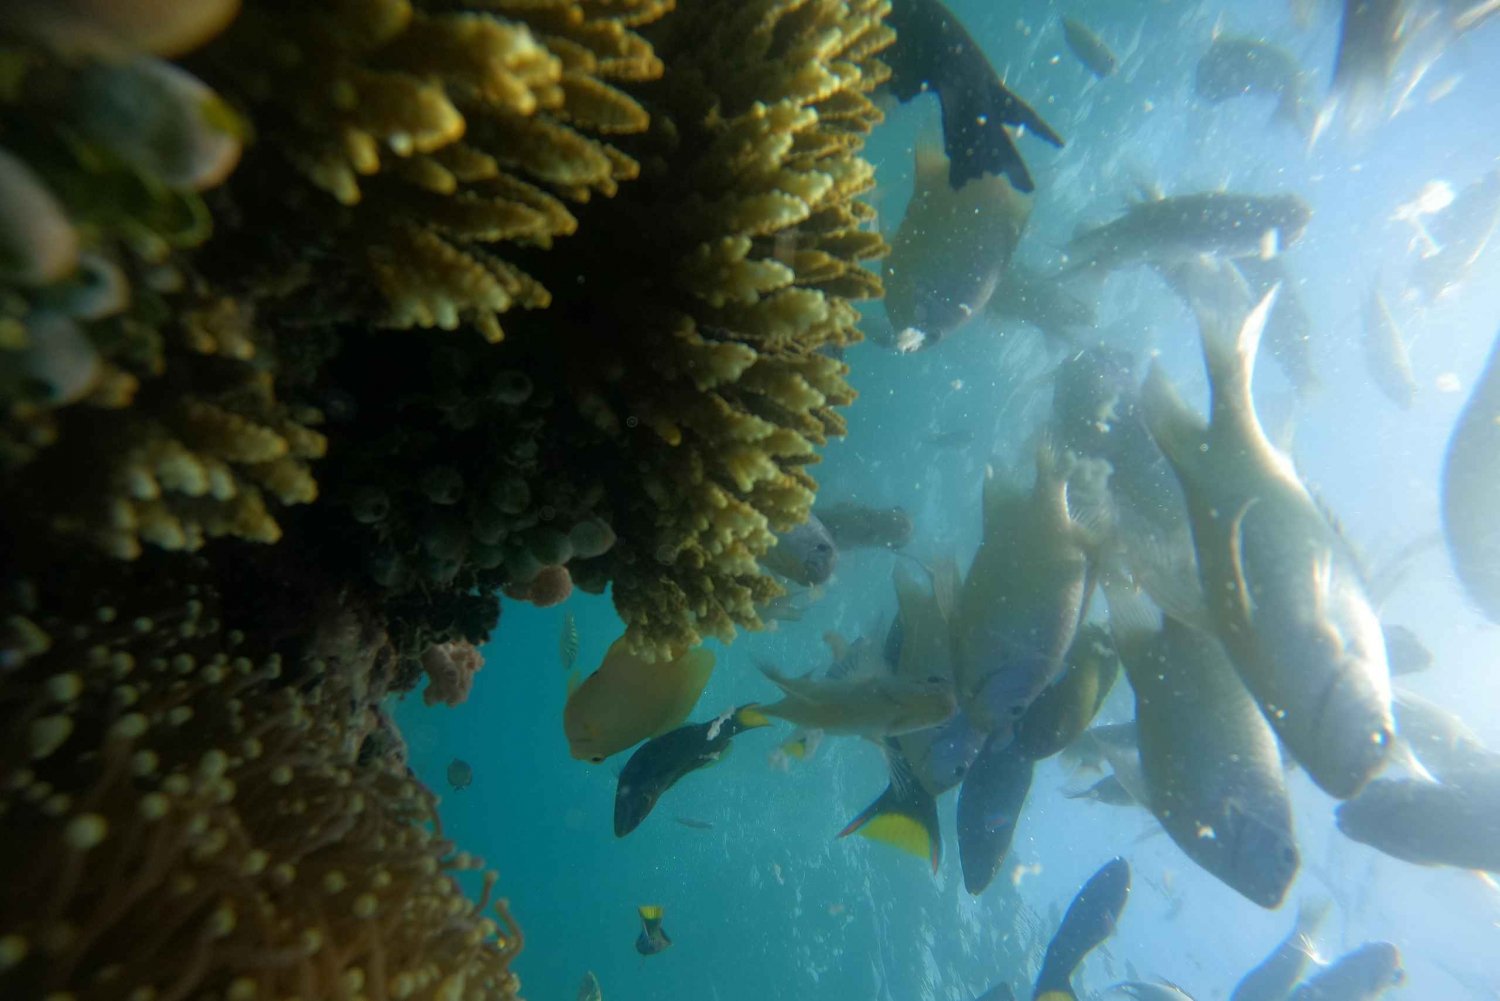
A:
[[590, 755, 605, 764], [814, 542, 832, 553]]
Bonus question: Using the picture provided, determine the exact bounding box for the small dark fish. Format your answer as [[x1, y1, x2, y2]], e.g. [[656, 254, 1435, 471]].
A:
[[1033, 857, 1132, 1000], [577, 970, 603, 1001], [1442, 329, 1500, 624], [1013, 624, 1120, 762], [1380, 624, 1431, 676], [560, 611, 580, 671], [635, 905, 672, 956], [817, 502, 914, 550], [1286, 942, 1403, 1000], [614, 705, 770, 837], [1231, 900, 1332, 1001], [884, 0, 1065, 192], [1065, 773, 1136, 806], [840, 746, 944, 873], [1336, 769, 1500, 871], [446, 758, 473, 791], [762, 513, 837, 586], [1062, 16, 1118, 78], [674, 816, 714, 830], [1196, 36, 1309, 133], [957, 732, 1036, 894]]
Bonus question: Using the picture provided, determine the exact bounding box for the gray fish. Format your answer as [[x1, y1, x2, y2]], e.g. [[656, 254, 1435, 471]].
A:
[[1286, 942, 1403, 1001], [1064, 192, 1312, 277], [1362, 287, 1416, 409], [1141, 291, 1394, 799], [1380, 624, 1431, 676], [956, 446, 1097, 736], [957, 733, 1036, 894], [761, 513, 837, 586], [1328, 0, 1412, 132], [1231, 900, 1333, 1001], [1107, 584, 1298, 908], [1013, 623, 1120, 762], [757, 664, 956, 738], [1337, 769, 1500, 870], [1442, 329, 1500, 624], [1062, 16, 1119, 78], [1393, 688, 1500, 781], [989, 264, 1099, 342], [1196, 35, 1310, 134], [882, 141, 1033, 348], [817, 502, 913, 551], [1411, 169, 1500, 301]]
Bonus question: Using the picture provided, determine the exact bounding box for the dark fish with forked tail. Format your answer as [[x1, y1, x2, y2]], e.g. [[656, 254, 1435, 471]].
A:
[[884, 0, 1065, 192], [1033, 857, 1132, 1000]]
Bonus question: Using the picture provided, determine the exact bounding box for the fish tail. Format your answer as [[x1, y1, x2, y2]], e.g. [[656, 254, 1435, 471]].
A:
[[638, 905, 664, 933], [837, 757, 942, 874], [1032, 989, 1077, 1001], [1200, 286, 1276, 436], [1294, 896, 1332, 945], [734, 704, 773, 730]]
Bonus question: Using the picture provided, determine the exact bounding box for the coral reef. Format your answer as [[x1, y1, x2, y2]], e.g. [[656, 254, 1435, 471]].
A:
[[422, 639, 486, 707], [2, 0, 891, 995]]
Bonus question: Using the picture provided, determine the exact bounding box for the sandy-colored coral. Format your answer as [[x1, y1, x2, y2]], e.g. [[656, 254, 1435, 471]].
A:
[[0, 561, 521, 1001], [421, 639, 485, 707], [193, 0, 665, 343]]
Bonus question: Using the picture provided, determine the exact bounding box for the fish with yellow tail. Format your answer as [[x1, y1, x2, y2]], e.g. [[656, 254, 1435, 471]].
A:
[[614, 705, 771, 837], [1139, 289, 1393, 799], [563, 638, 715, 763], [634, 906, 671, 956], [879, 140, 1032, 351], [1033, 857, 1132, 1000], [838, 746, 944, 874]]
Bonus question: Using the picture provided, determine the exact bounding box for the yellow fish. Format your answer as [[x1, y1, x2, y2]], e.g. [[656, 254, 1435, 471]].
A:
[[563, 638, 715, 763]]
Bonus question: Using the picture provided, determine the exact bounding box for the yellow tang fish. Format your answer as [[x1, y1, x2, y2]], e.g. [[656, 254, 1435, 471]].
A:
[[563, 638, 715, 763]]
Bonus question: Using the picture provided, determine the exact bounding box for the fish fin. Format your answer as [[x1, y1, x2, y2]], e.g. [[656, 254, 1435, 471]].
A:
[[1294, 896, 1333, 943], [779, 732, 810, 759], [1201, 286, 1277, 440], [1224, 499, 1260, 628], [822, 631, 849, 663], [734, 704, 773, 730], [1101, 578, 1163, 652], [1118, 528, 1210, 631], [638, 905, 663, 927], [837, 754, 942, 874], [913, 137, 949, 189], [1139, 361, 1208, 479], [1034, 991, 1077, 1001]]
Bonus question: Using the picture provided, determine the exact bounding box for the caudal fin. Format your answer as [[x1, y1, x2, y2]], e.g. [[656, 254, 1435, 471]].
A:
[[838, 754, 941, 874]]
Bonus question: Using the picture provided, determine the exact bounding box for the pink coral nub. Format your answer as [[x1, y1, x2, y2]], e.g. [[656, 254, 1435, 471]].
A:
[[525, 565, 573, 608], [421, 640, 483, 707]]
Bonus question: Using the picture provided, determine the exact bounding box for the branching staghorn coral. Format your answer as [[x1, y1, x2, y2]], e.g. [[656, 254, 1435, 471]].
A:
[[0, 555, 521, 1001]]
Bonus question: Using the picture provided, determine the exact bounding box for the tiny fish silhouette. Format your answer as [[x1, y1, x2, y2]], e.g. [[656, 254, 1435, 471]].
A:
[[560, 612, 580, 671]]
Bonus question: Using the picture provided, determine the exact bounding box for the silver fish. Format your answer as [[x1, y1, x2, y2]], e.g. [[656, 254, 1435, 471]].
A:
[[1063, 192, 1312, 277], [1337, 768, 1500, 871], [757, 663, 955, 738], [1442, 329, 1500, 624], [1393, 688, 1500, 781], [1061, 16, 1118, 78], [1107, 584, 1298, 908], [1112, 982, 1199, 1001], [1231, 900, 1333, 1001], [1196, 35, 1310, 134], [1411, 169, 1500, 301], [1141, 290, 1394, 798], [1286, 942, 1403, 1001]]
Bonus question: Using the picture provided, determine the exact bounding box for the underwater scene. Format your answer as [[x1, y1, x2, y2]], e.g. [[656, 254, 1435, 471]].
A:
[[3, 0, 1500, 999]]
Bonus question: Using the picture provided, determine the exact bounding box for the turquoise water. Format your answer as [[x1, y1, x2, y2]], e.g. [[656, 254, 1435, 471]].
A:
[[398, 2, 1500, 998]]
